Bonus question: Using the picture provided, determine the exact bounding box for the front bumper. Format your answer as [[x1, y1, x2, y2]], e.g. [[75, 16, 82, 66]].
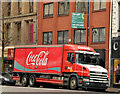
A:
[[82, 81, 108, 89]]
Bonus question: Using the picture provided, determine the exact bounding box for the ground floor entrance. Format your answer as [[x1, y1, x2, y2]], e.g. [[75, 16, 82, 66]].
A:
[[111, 38, 120, 87]]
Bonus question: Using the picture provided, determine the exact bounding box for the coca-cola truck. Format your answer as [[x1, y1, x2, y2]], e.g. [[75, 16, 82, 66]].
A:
[[12, 45, 109, 90]]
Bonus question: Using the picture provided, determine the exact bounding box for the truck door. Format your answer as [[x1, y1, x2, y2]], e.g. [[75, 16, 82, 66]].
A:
[[62, 51, 76, 73]]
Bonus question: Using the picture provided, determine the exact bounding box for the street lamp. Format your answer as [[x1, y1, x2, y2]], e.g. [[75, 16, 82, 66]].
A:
[[87, 0, 89, 46]]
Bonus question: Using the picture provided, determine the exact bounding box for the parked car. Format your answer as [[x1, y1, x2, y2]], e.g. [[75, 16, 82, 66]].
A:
[[0, 73, 16, 85]]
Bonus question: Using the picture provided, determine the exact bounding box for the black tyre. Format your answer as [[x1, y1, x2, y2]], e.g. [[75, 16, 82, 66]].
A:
[[29, 75, 36, 87], [21, 75, 28, 87], [69, 76, 78, 90]]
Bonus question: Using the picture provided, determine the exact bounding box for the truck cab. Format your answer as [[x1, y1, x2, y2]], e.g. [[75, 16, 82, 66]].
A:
[[62, 45, 109, 90]]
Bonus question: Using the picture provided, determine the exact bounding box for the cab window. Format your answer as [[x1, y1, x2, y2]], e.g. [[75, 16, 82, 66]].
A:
[[67, 53, 74, 63]]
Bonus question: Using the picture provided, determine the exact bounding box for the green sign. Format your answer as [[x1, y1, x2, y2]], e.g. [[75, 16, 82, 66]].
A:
[[72, 13, 84, 28]]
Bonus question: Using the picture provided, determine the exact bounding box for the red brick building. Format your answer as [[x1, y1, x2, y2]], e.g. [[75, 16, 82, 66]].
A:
[[38, 1, 111, 70]]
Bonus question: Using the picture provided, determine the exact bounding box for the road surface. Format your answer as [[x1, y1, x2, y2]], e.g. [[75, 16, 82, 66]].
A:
[[0, 85, 117, 94]]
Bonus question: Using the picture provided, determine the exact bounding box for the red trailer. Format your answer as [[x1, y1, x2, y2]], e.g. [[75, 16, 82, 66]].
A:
[[12, 45, 109, 90]]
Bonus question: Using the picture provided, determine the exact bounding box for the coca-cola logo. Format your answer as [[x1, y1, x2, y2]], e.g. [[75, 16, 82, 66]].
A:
[[26, 51, 49, 66]]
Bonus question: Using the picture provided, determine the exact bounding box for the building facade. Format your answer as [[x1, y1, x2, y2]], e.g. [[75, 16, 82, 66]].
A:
[[2, 1, 37, 46], [111, 0, 120, 87], [38, 1, 111, 70], [2, 0, 37, 59]]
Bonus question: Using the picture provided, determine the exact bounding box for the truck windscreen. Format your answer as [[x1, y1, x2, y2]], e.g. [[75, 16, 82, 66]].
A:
[[75, 53, 100, 65]]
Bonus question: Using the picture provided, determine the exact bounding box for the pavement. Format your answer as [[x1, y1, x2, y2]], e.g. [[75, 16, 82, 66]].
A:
[[106, 88, 120, 93]]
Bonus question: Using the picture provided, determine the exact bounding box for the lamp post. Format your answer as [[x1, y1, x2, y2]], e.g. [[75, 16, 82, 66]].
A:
[[1, 8, 4, 72], [87, 0, 89, 46]]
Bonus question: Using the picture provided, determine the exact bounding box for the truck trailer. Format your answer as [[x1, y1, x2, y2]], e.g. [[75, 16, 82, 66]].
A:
[[12, 44, 109, 90]]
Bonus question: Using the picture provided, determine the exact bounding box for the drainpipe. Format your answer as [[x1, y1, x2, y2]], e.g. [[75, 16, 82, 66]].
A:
[[36, 0, 38, 45], [109, 0, 113, 87]]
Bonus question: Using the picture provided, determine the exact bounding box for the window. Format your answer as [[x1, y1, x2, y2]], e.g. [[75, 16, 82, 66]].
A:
[[75, 53, 100, 65], [44, 3, 53, 17], [67, 53, 74, 63], [74, 29, 86, 44], [8, 1, 11, 16], [18, 0, 22, 14], [75, 0, 87, 13], [58, 1, 69, 15], [92, 28, 105, 43], [58, 30, 68, 44], [29, 0, 34, 13], [6, 23, 10, 41], [43, 32, 52, 45], [29, 22, 33, 43], [93, 0, 106, 11], [17, 22, 21, 42]]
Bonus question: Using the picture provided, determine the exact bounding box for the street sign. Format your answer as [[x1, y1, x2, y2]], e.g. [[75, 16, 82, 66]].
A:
[[72, 13, 84, 28]]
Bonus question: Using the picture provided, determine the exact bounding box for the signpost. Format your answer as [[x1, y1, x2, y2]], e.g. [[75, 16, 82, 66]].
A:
[[72, 13, 84, 29]]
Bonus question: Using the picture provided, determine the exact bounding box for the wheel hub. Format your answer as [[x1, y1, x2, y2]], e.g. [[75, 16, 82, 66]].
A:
[[30, 77, 34, 85], [71, 79, 76, 87]]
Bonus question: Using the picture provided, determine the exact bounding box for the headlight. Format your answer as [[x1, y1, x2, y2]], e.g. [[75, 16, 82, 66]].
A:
[[83, 78, 89, 82]]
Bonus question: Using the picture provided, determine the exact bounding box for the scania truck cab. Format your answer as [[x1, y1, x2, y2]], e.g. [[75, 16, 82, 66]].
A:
[[62, 45, 109, 90]]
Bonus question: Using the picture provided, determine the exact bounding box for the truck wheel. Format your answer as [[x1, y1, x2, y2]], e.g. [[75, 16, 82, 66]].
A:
[[69, 76, 78, 90], [29, 75, 36, 87], [21, 75, 28, 87]]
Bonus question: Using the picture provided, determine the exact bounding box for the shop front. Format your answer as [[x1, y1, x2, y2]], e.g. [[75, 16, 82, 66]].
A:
[[111, 37, 120, 87]]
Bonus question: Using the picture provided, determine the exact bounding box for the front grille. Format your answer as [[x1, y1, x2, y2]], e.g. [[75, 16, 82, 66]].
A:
[[89, 71, 108, 83]]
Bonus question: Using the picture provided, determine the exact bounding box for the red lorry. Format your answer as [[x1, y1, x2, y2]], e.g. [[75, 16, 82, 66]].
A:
[[12, 44, 109, 90]]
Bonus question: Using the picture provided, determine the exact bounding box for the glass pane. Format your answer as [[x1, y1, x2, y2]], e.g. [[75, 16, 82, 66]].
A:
[[81, 30, 86, 43], [93, 29, 99, 42], [93, 2, 100, 11], [114, 59, 120, 84], [29, 0, 33, 6], [44, 4, 48, 16], [65, 2, 69, 15], [18, 0, 22, 8], [76, 1, 81, 13], [58, 31, 63, 44], [101, 0, 106, 9], [43, 33, 47, 44], [59, 2, 64, 15], [76, 0, 87, 12], [48, 32, 52, 44], [74, 30, 80, 44], [64, 31, 68, 44], [49, 3, 53, 15], [100, 28, 105, 42], [81, 2, 87, 12]]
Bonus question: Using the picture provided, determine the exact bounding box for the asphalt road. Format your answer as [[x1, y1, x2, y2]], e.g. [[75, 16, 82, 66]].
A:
[[0, 85, 118, 94]]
